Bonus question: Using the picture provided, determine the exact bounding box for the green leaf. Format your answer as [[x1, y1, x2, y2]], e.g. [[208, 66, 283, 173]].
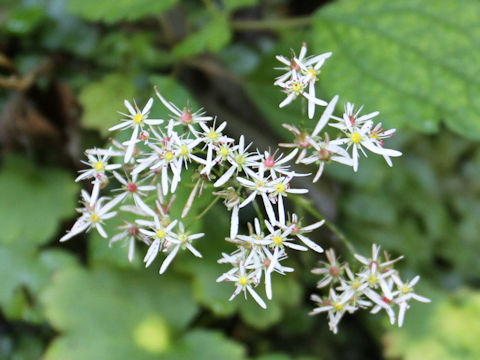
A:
[[223, 0, 259, 12], [79, 73, 136, 136], [0, 241, 77, 322], [0, 155, 79, 245], [67, 0, 178, 23], [41, 266, 198, 360], [313, 0, 480, 139], [174, 15, 232, 58], [168, 329, 246, 360], [2, 6, 45, 35], [384, 288, 480, 360]]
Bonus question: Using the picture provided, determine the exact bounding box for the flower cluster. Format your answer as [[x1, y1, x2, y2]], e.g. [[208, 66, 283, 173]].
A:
[[60, 41, 424, 331], [275, 43, 402, 177], [309, 244, 431, 334]]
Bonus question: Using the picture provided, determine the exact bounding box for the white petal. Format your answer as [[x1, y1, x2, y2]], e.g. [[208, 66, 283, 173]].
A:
[[159, 245, 180, 274]]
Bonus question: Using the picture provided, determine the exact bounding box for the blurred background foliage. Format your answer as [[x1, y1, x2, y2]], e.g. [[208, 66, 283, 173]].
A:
[[0, 0, 479, 359]]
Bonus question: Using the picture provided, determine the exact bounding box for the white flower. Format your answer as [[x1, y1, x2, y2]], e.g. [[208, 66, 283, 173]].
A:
[[330, 102, 379, 131], [311, 248, 344, 288], [264, 219, 308, 251], [155, 88, 212, 134], [111, 171, 156, 216], [197, 120, 232, 176], [260, 148, 299, 179], [158, 222, 204, 274], [279, 124, 315, 163], [109, 98, 164, 163], [138, 217, 178, 268], [266, 175, 308, 224], [276, 72, 327, 115], [277, 213, 324, 253], [132, 121, 182, 195], [309, 288, 357, 334], [391, 274, 431, 327], [60, 190, 122, 242], [275, 43, 331, 118], [109, 222, 144, 263], [75, 147, 121, 183], [224, 265, 267, 309], [213, 135, 261, 187], [330, 119, 402, 172]]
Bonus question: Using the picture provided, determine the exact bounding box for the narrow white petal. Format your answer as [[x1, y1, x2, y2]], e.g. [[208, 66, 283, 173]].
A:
[[247, 285, 267, 309], [159, 245, 180, 274]]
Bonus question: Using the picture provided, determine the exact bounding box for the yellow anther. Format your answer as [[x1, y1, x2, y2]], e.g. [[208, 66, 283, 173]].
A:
[[352, 280, 362, 290], [401, 286, 410, 294], [93, 161, 105, 171], [275, 183, 286, 194], [133, 113, 144, 124], [351, 132, 362, 144], [238, 276, 248, 286], [90, 213, 100, 223], [235, 154, 246, 165], [272, 235, 283, 245], [291, 82, 303, 93], [306, 68, 317, 79], [208, 130, 218, 140], [180, 145, 189, 156], [219, 146, 229, 157], [334, 303, 343, 311], [164, 151, 174, 161], [368, 274, 377, 285], [156, 229, 166, 239]]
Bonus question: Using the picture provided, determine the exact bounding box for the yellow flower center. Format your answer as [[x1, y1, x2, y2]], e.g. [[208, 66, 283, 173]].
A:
[[133, 113, 144, 124], [255, 180, 265, 188], [180, 145, 189, 156], [291, 82, 303, 93], [238, 276, 248, 286], [178, 233, 188, 243], [235, 154, 246, 166], [334, 303, 343, 311], [352, 280, 362, 290], [306, 68, 317, 79], [219, 146, 229, 157], [90, 213, 100, 223], [164, 151, 174, 161], [351, 132, 362, 144], [401, 286, 410, 294], [156, 229, 166, 239], [93, 161, 105, 171], [368, 274, 377, 285], [272, 235, 283, 245], [275, 183, 286, 194], [208, 130, 218, 141]]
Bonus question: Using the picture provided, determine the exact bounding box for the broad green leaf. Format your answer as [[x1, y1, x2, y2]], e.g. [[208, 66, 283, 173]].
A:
[[67, 0, 178, 24], [313, 0, 480, 139], [167, 329, 246, 360], [384, 288, 480, 360], [79, 73, 136, 136], [174, 14, 232, 58], [0, 155, 78, 245], [1, 6, 45, 35], [41, 266, 198, 360], [223, 0, 259, 12], [0, 241, 77, 322]]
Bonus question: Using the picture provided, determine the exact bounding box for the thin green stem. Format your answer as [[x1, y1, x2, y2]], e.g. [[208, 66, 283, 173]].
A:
[[193, 196, 220, 221], [252, 199, 265, 229], [291, 195, 356, 255], [231, 16, 313, 31]]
